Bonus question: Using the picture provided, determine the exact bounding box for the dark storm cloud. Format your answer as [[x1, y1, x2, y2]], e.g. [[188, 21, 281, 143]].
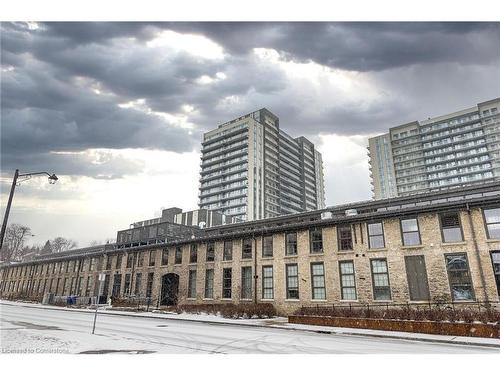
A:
[[39, 22, 500, 71], [164, 22, 500, 71], [1, 21, 500, 180]]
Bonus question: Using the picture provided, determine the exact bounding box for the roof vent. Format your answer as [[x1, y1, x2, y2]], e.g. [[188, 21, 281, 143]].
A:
[[321, 211, 333, 220], [345, 209, 358, 216]]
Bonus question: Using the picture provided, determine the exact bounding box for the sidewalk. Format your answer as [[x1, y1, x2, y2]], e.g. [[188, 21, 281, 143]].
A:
[[2, 299, 499, 349]]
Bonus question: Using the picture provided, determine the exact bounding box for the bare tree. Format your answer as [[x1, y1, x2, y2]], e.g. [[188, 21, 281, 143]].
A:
[[0, 224, 32, 262], [51, 237, 77, 253], [40, 240, 52, 255]]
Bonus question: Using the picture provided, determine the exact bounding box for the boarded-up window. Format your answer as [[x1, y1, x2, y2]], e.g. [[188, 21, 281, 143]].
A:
[[241, 266, 252, 299], [205, 269, 214, 298], [405, 255, 430, 301], [188, 270, 197, 298]]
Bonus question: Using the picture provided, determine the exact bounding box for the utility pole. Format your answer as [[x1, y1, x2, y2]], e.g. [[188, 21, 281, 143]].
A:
[[92, 273, 105, 334], [0, 169, 19, 251]]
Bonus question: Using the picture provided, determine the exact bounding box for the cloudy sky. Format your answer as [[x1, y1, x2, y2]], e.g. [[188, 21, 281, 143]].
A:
[[1, 22, 500, 247]]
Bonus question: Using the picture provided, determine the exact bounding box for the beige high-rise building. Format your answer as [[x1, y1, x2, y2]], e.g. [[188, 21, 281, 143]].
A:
[[368, 98, 500, 199], [198, 108, 325, 222]]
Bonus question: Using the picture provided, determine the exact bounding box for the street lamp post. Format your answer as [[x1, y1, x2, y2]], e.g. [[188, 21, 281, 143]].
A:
[[0, 169, 58, 251]]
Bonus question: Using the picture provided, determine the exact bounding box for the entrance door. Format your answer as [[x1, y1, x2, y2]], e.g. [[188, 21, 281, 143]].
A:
[[405, 255, 430, 301], [491, 252, 500, 297], [160, 273, 179, 306]]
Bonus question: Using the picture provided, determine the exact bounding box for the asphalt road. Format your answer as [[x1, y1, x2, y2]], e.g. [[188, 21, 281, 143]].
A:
[[1, 303, 498, 354]]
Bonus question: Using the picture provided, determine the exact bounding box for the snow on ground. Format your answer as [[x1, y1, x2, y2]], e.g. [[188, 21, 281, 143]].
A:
[[1, 300, 499, 354]]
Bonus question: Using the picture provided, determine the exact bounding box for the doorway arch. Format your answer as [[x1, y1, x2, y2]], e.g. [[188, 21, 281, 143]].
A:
[[160, 273, 179, 306]]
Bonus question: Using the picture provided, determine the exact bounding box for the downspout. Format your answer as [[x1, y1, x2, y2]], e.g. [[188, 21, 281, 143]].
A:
[[254, 231, 258, 304], [130, 252, 136, 298], [465, 203, 489, 303]]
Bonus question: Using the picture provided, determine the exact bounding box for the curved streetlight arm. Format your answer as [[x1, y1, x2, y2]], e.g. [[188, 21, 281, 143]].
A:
[[19, 171, 58, 182], [19, 171, 52, 177], [0, 169, 58, 252]]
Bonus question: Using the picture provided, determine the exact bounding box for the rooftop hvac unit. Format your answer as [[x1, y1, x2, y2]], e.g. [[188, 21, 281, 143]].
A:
[[345, 209, 358, 216]]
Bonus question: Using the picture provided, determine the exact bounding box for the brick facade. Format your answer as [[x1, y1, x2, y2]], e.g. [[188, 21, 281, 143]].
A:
[[2, 185, 500, 316]]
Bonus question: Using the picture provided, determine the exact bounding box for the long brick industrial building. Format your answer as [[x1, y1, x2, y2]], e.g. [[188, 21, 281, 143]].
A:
[[1, 182, 500, 315]]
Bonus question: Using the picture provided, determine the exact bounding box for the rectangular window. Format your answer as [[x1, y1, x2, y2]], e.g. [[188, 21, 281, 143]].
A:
[[102, 275, 110, 297], [137, 252, 144, 267], [188, 270, 197, 298], [106, 256, 112, 270], [61, 278, 67, 295], [368, 222, 385, 249], [371, 259, 391, 300], [241, 266, 252, 300], [286, 232, 297, 255], [309, 228, 323, 253], [126, 254, 134, 268], [339, 261, 357, 300], [190, 244, 198, 263], [116, 254, 123, 269], [440, 212, 463, 243], [112, 273, 122, 297], [206, 242, 215, 262], [175, 247, 183, 264], [149, 250, 156, 267], [223, 241, 233, 261], [204, 269, 214, 299], [161, 249, 168, 266], [242, 238, 253, 259], [70, 277, 76, 294], [262, 266, 273, 299], [124, 274, 131, 295], [146, 272, 154, 298], [134, 273, 142, 296], [337, 225, 353, 251], [445, 253, 474, 301], [401, 217, 421, 246], [222, 268, 232, 299], [484, 208, 500, 239], [286, 264, 299, 299], [85, 276, 91, 296], [311, 263, 326, 300], [89, 258, 95, 272], [262, 235, 273, 257]]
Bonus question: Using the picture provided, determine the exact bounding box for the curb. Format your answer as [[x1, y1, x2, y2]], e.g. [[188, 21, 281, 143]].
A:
[[2, 301, 500, 349]]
